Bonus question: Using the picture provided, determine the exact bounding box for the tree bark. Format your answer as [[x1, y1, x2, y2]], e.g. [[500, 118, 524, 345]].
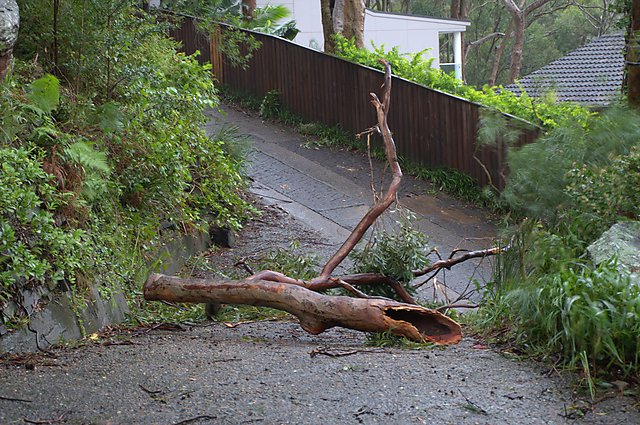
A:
[[501, 0, 525, 84], [144, 273, 462, 344], [321, 0, 365, 51], [341, 0, 365, 49], [241, 0, 256, 20], [493, 0, 557, 85], [0, 0, 19, 82], [629, 0, 640, 109], [489, 20, 512, 86], [508, 12, 525, 84], [465, 32, 505, 64], [320, 0, 336, 52]]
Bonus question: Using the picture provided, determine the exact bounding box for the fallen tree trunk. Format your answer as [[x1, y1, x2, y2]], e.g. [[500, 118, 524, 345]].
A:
[[145, 273, 462, 345]]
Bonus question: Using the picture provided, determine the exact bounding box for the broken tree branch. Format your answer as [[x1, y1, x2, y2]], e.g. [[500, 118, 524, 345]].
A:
[[315, 59, 401, 281], [412, 245, 509, 288], [144, 273, 462, 345]]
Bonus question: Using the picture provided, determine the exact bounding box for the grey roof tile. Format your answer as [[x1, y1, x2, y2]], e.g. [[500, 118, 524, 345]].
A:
[[505, 33, 625, 106]]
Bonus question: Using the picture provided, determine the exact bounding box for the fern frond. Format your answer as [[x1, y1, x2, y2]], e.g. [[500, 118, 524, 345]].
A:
[[63, 141, 111, 174]]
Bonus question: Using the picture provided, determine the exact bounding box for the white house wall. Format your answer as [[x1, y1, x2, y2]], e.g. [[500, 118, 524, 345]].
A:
[[256, 0, 324, 49], [364, 10, 440, 66]]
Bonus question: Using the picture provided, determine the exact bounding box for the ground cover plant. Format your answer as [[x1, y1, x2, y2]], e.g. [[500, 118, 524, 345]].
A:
[[1, 2, 252, 329]]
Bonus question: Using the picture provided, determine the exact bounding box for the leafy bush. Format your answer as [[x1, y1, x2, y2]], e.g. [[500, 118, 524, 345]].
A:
[[259, 90, 281, 119], [333, 35, 592, 130], [562, 147, 640, 242], [256, 241, 319, 281], [478, 255, 640, 385], [0, 148, 86, 300], [351, 212, 428, 299], [503, 106, 640, 228], [1, 5, 252, 326]]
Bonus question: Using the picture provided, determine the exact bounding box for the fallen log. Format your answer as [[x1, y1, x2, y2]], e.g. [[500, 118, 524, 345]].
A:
[[144, 273, 462, 345]]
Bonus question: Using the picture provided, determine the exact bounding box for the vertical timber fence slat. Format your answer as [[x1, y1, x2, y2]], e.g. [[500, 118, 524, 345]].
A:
[[170, 15, 539, 190]]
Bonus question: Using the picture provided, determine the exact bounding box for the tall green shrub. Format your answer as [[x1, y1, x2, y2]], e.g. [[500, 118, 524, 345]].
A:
[[474, 106, 640, 385], [503, 106, 640, 227]]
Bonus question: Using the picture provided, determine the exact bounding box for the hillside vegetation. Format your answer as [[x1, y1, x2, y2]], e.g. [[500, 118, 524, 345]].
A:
[[1, 2, 251, 328]]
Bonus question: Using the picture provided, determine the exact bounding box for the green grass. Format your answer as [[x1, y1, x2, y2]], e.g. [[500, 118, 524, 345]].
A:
[[471, 256, 640, 392], [365, 331, 434, 349]]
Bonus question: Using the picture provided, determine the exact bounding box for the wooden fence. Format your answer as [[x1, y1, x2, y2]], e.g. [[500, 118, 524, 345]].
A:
[[169, 15, 539, 190]]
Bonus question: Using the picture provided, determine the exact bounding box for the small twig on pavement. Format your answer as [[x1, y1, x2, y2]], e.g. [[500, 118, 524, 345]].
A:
[[172, 415, 218, 425], [139, 384, 163, 395], [101, 340, 135, 347], [309, 347, 358, 357], [0, 395, 32, 403], [458, 390, 488, 415], [138, 323, 186, 335], [24, 411, 69, 424], [210, 358, 242, 363], [309, 346, 383, 358]]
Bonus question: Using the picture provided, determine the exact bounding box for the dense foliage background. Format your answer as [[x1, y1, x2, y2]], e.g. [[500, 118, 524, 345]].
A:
[[473, 106, 640, 388], [332, 35, 592, 130]]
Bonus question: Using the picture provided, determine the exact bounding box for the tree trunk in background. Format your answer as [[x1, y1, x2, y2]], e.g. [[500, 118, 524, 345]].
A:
[[508, 12, 525, 84], [495, 0, 555, 85], [333, 0, 345, 33], [501, 0, 525, 84], [341, 0, 365, 48], [489, 20, 513, 86], [450, 0, 469, 20], [320, 0, 336, 52], [629, 0, 640, 109], [321, 0, 365, 52], [241, 0, 256, 19], [0, 0, 19, 82]]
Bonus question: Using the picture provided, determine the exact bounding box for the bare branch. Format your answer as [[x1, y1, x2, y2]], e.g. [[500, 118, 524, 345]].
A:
[[465, 32, 505, 60], [524, 0, 556, 15], [379, 59, 392, 116], [412, 245, 509, 279], [316, 60, 401, 281]]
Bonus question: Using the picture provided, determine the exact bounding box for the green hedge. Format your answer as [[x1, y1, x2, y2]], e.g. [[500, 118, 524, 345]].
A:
[[333, 35, 593, 130]]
